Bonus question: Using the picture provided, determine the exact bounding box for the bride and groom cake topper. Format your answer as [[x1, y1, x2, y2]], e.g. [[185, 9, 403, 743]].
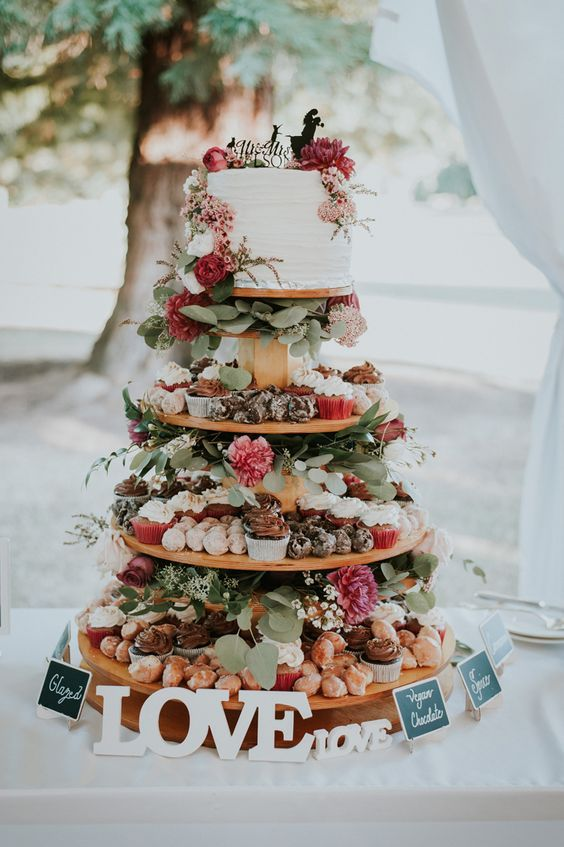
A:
[[226, 108, 324, 166]]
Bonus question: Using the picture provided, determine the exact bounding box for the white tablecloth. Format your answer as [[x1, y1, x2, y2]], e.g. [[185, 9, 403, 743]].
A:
[[1, 608, 563, 845]]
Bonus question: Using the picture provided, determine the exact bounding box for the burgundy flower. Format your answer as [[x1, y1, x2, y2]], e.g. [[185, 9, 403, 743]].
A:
[[326, 291, 361, 311], [194, 253, 228, 289], [375, 418, 407, 443], [117, 555, 155, 588], [227, 435, 275, 487], [327, 565, 378, 625], [299, 137, 356, 180], [203, 146, 228, 172], [165, 290, 212, 342], [127, 418, 148, 446]]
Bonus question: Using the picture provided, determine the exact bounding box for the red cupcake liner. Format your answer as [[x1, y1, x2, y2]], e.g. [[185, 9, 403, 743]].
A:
[[298, 508, 327, 518], [273, 671, 302, 691], [365, 525, 400, 549], [316, 395, 355, 420], [86, 625, 120, 650], [157, 381, 192, 392], [130, 517, 174, 545], [206, 503, 239, 518]]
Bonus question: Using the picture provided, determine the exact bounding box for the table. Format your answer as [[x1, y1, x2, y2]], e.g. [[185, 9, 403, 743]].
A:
[[1, 608, 563, 846]]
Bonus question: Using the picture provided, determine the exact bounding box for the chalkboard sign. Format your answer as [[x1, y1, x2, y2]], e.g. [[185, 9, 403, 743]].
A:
[[392, 677, 450, 742], [458, 650, 502, 710], [37, 658, 92, 722], [480, 611, 513, 668]]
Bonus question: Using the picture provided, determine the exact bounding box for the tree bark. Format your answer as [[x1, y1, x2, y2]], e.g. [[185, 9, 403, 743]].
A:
[[89, 26, 272, 385]]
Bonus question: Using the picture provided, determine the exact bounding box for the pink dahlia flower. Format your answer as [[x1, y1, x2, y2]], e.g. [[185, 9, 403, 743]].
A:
[[227, 435, 275, 487], [299, 137, 356, 180], [327, 565, 378, 625], [127, 418, 148, 446]]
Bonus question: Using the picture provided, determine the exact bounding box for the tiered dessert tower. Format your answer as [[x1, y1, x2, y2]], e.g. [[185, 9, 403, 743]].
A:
[[77, 116, 455, 747]]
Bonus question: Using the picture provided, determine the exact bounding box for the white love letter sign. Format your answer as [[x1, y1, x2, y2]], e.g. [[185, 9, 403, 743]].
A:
[[93, 686, 393, 762]]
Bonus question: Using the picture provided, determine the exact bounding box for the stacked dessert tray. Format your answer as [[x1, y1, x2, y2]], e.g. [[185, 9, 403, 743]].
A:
[[76, 127, 455, 749]]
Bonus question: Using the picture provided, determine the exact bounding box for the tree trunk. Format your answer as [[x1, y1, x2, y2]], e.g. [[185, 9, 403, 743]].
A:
[[89, 27, 272, 386]]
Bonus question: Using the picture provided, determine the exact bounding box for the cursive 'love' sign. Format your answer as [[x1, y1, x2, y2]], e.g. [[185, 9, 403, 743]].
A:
[[93, 686, 392, 763]]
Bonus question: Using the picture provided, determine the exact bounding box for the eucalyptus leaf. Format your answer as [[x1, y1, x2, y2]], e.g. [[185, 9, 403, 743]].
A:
[[267, 306, 308, 329], [211, 273, 234, 303], [246, 643, 278, 690], [237, 606, 253, 631], [234, 299, 251, 313], [227, 486, 245, 507], [308, 467, 327, 483], [216, 315, 255, 333], [412, 553, 439, 579], [325, 473, 347, 495], [153, 286, 176, 304], [304, 478, 323, 494], [405, 590, 434, 614], [305, 454, 334, 467], [168, 447, 193, 468], [289, 338, 310, 357], [178, 304, 218, 325], [208, 304, 239, 320], [219, 365, 252, 390], [262, 471, 286, 493], [214, 634, 249, 674], [381, 562, 397, 581], [257, 614, 303, 644]]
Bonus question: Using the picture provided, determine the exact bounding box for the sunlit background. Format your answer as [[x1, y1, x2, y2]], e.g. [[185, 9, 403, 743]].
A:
[[0, 1, 553, 607]]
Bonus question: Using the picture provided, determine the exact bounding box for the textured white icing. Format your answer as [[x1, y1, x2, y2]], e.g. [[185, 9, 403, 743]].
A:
[[207, 169, 352, 289], [360, 503, 401, 528], [314, 375, 353, 398], [328, 497, 367, 519]]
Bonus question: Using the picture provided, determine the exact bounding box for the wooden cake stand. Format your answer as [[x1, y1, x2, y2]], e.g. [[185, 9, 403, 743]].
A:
[[79, 626, 455, 748]]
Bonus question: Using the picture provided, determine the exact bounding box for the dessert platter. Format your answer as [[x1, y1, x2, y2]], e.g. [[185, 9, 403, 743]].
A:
[[74, 113, 456, 748]]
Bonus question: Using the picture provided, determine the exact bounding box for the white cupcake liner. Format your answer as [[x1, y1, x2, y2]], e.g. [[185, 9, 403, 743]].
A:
[[173, 644, 209, 660], [128, 645, 174, 665], [186, 395, 212, 418], [245, 534, 290, 562], [360, 654, 402, 683]]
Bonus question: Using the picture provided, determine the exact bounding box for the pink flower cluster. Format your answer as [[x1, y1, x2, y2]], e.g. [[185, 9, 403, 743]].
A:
[[327, 304, 368, 348], [318, 195, 357, 225], [327, 565, 378, 625], [181, 168, 238, 278], [227, 435, 275, 487]]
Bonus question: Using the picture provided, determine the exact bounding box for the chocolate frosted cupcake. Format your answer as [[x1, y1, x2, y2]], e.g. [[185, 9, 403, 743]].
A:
[[205, 611, 238, 638], [361, 636, 402, 682], [174, 622, 211, 659], [244, 510, 289, 562], [150, 476, 186, 501], [242, 494, 282, 516], [185, 364, 230, 417], [129, 624, 174, 664], [343, 361, 383, 388], [344, 625, 372, 655], [114, 475, 150, 505]]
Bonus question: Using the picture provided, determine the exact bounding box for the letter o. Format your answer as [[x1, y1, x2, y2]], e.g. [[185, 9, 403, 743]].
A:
[[138, 688, 209, 758]]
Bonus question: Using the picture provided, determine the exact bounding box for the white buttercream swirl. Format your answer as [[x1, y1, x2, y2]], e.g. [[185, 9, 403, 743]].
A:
[[158, 361, 193, 387], [368, 602, 406, 626], [200, 364, 221, 380], [291, 366, 325, 389], [89, 606, 126, 629], [262, 637, 304, 669], [314, 375, 353, 398], [297, 492, 338, 512], [328, 497, 367, 519], [360, 503, 401, 528], [137, 500, 176, 524], [96, 528, 134, 576], [409, 607, 446, 629]]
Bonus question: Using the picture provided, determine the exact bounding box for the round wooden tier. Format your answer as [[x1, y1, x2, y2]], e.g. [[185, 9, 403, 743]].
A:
[[157, 410, 360, 434], [231, 284, 353, 299], [120, 527, 425, 571], [79, 627, 455, 745]]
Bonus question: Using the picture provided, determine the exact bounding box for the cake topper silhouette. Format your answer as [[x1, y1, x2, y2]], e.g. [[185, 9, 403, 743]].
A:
[[289, 109, 324, 158]]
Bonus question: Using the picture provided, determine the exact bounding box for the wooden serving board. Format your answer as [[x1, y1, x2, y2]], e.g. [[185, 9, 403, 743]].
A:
[[119, 528, 426, 571], [157, 411, 361, 434], [79, 627, 455, 745], [231, 285, 353, 299]]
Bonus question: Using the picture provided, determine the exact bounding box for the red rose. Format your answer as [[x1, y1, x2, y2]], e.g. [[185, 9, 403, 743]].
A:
[[165, 290, 212, 342], [194, 254, 228, 289], [203, 147, 228, 172], [375, 418, 406, 442], [117, 555, 154, 588]]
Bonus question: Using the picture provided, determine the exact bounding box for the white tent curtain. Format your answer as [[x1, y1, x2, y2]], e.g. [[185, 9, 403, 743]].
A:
[[371, 0, 564, 601]]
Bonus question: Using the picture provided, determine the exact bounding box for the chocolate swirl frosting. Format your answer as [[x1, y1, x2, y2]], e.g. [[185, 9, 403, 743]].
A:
[[175, 622, 210, 650], [244, 510, 289, 539], [205, 611, 238, 637], [343, 361, 382, 385], [345, 625, 372, 651], [134, 625, 174, 655], [364, 637, 402, 663], [242, 494, 282, 515], [114, 475, 149, 497], [186, 378, 229, 398]]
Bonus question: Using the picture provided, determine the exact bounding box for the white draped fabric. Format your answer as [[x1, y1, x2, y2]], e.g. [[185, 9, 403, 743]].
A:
[[371, 0, 564, 601]]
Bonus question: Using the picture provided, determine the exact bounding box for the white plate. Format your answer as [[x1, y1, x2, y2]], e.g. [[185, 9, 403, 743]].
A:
[[499, 608, 564, 640], [511, 632, 564, 645]]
